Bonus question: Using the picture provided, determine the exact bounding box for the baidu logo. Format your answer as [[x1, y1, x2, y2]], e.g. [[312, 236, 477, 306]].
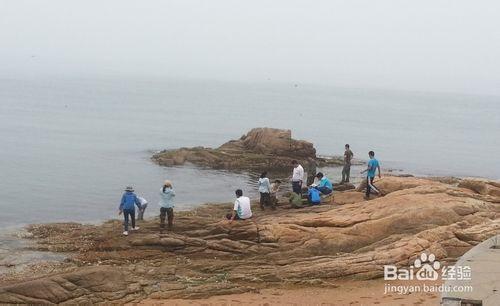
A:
[[383, 253, 473, 295], [384, 253, 442, 281]]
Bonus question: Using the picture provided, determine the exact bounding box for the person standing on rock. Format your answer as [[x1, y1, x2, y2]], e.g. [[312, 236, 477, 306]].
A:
[[119, 186, 142, 236], [291, 160, 304, 195], [341, 144, 354, 183], [361, 151, 381, 200], [258, 172, 273, 210], [159, 180, 176, 230], [227, 189, 253, 222]]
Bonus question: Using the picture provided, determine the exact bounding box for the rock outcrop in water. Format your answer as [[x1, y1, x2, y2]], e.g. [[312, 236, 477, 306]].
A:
[[0, 176, 499, 304], [152, 128, 342, 172]]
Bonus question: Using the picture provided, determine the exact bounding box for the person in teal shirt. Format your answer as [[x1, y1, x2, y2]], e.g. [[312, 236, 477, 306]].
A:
[[361, 151, 381, 199], [314, 172, 333, 195]]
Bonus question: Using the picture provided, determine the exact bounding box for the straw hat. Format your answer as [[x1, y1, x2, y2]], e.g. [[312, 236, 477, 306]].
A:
[[163, 180, 172, 187], [124, 186, 134, 192]]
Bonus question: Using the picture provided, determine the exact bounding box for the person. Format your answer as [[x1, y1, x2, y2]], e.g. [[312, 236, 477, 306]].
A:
[[314, 172, 333, 195], [360, 151, 381, 200], [341, 144, 354, 183], [227, 189, 252, 222], [307, 187, 321, 205], [258, 172, 272, 210], [288, 191, 303, 208], [119, 186, 141, 236], [137, 196, 148, 221], [291, 160, 304, 195], [159, 180, 176, 230], [270, 179, 282, 208]]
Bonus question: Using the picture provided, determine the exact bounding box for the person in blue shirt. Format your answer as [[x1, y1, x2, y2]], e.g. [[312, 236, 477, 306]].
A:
[[119, 186, 142, 236], [360, 151, 381, 200], [314, 172, 333, 195]]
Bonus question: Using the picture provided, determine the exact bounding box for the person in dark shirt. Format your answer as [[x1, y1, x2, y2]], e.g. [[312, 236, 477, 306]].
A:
[[341, 144, 354, 183]]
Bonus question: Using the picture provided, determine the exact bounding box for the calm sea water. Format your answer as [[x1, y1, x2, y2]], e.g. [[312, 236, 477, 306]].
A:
[[0, 76, 498, 229]]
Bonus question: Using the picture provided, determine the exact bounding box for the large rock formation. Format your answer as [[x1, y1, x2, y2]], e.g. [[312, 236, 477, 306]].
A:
[[152, 128, 342, 172], [1, 176, 499, 304], [219, 128, 315, 158]]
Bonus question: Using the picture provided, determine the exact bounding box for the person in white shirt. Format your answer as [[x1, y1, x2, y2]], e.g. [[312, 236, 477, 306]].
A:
[[258, 171, 272, 210], [227, 189, 253, 223], [291, 160, 304, 195], [137, 196, 148, 221]]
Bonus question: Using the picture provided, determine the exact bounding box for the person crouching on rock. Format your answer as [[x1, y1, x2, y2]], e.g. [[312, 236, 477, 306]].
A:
[[270, 179, 282, 208], [227, 189, 253, 223], [258, 172, 272, 210], [137, 196, 148, 221], [159, 180, 176, 230], [119, 186, 142, 236], [289, 191, 303, 208], [314, 172, 333, 195]]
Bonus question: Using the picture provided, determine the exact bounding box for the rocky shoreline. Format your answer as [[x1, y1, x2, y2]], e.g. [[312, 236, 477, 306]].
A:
[[0, 176, 498, 304], [152, 128, 349, 176]]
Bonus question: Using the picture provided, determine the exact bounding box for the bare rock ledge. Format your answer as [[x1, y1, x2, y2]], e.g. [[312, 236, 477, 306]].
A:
[[0, 176, 499, 304]]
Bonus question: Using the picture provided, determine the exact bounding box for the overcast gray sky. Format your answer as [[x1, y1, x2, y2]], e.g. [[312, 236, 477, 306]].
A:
[[1, 0, 499, 95]]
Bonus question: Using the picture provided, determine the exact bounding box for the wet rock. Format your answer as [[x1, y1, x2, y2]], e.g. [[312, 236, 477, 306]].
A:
[[333, 182, 355, 192], [152, 128, 342, 172], [0, 266, 130, 304], [159, 282, 186, 291], [158, 238, 185, 248]]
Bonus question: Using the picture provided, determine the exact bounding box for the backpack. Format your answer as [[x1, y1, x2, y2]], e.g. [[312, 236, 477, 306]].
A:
[[308, 188, 321, 204]]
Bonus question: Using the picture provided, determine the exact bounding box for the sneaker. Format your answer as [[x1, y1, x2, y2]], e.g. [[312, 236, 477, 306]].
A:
[[123, 231, 129, 236], [131, 226, 140, 231]]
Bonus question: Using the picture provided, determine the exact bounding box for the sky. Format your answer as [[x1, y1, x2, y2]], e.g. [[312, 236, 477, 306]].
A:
[[1, 0, 499, 95]]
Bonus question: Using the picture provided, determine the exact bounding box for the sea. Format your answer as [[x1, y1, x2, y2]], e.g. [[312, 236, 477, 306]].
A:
[[1, 76, 499, 229]]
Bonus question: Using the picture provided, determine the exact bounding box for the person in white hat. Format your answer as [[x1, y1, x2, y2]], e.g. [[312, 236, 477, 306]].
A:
[[158, 180, 176, 230]]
